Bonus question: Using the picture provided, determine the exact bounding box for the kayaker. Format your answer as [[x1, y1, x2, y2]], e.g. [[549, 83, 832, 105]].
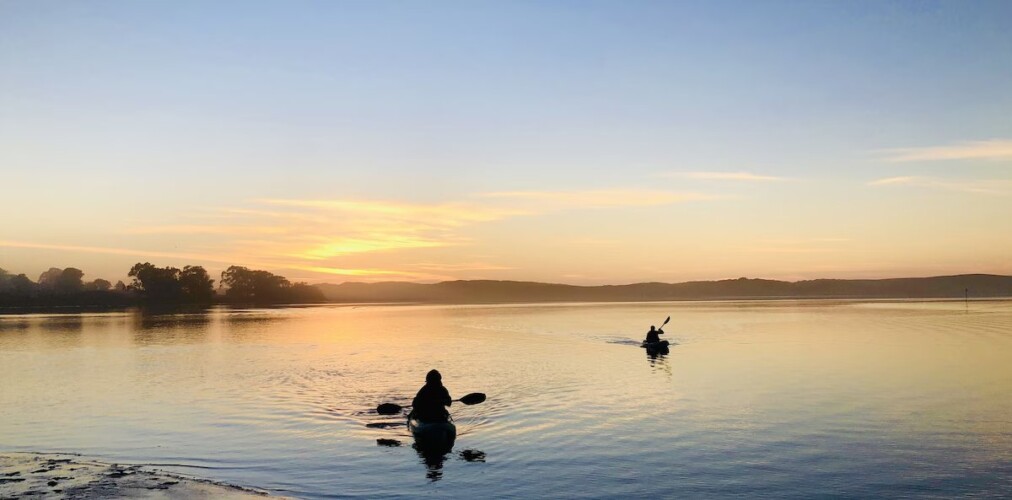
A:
[[411, 369, 452, 423], [644, 325, 664, 344]]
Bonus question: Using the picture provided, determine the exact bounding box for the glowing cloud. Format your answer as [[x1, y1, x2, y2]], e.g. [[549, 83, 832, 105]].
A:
[[663, 171, 788, 182], [100, 188, 715, 282], [869, 176, 1012, 195], [286, 265, 443, 280], [259, 199, 526, 225], [878, 139, 1012, 163], [124, 225, 289, 235], [295, 236, 448, 260], [479, 189, 714, 207]]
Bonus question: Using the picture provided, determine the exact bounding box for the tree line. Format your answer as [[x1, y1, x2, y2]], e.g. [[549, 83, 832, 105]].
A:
[[0, 263, 324, 308]]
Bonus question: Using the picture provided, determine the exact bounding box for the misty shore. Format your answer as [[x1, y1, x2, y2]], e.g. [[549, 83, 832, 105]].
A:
[[3, 274, 1010, 311], [0, 452, 285, 499]]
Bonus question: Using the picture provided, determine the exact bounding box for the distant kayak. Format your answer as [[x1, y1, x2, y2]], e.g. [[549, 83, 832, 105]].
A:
[[408, 415, 456, 452], [641, 340, 670, 351]]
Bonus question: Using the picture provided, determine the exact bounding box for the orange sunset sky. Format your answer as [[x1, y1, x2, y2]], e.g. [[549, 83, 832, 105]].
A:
[[2, 2, 1010, 284]]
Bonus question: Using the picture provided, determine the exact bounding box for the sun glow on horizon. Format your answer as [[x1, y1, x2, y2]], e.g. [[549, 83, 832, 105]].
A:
[[1, 2, 1010, 285]]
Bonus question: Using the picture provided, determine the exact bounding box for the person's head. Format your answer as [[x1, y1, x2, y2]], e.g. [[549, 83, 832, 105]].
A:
[[649, 325, 656, 332], [425, 369, 442, 385]]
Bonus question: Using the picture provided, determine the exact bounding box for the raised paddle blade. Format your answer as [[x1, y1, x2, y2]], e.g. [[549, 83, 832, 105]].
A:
[[661, 316, 671, 326], [376, 403, 404, 415], [458, 392, 486, 405]]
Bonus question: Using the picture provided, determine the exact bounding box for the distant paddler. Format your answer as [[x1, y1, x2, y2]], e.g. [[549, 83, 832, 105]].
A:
[[644, 315, 670, 344], [644, 325, 664, 344], [641, 316, 671, 351]]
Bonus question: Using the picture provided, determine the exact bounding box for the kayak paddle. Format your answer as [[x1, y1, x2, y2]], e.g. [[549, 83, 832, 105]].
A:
[[376, 392, 487, 415]]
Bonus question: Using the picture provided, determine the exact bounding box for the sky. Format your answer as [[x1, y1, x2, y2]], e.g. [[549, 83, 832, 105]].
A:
[[2, 1, 1010, 285]]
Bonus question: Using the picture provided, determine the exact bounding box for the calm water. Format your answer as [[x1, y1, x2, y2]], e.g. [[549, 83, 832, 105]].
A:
[[2, 300, 1011, 498]]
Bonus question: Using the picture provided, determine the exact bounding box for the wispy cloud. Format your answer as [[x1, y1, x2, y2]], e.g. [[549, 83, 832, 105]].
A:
[[0, 239, 454, 282], [284, 265, 445, 281], [295, 236, 448, 260], [259, 198, 526, 225], [135, 199, 513, 263], [124, 224, 289, 235], [0, 240, 233, 264], [661, 171, 789, 182], [104, 188, 714, 282], [869, 176, 1012, 195], [877, 139, 1012, 163], [479, 189, 715, 207]]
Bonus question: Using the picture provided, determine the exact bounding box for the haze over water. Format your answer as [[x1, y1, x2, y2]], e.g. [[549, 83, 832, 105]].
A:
[[2, 300, 1010, 498]]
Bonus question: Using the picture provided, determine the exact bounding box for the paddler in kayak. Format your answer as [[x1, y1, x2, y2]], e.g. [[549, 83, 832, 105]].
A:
[[644, 325, 664, 344], [411, 369, 452, 423]]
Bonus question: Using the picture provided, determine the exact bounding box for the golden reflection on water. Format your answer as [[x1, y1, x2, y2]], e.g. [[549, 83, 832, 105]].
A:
[[1, 300, 1010, 497]]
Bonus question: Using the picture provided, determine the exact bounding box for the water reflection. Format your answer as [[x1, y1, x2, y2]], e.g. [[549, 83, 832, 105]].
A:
[[365, 421, 403, 429], [644, 343, 668, 360], [40, 316, 84, 333], [459, 449, 485, 462], [414, 444, 449, 481], [411, 445, 487, 482], [1, 301, 1009, 498], [409, 430, 487, 481], [131, 310, 212, 345], [370, 414, 487, 482], [220, 310, 293, 342], [0, 318, 32, 332], [645, 344, 672, 377]]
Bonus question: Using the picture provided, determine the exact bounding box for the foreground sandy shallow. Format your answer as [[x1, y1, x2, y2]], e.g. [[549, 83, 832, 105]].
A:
[[0, 452, 285, 499]]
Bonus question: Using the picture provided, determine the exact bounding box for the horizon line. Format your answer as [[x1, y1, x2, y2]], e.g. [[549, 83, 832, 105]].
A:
[[317, 272, 1010, 288]]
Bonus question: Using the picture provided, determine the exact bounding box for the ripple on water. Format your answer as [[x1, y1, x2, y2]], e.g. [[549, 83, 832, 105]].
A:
[[2, 301, 1011, 498]]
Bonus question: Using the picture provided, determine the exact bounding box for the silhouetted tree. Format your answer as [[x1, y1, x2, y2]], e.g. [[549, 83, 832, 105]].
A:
[[84, 278, 112, 291], [127, 262, 215, 304], [179, 265, 215, 304], [128, 262, 183, 303], [0, 273, 38, 304], [56, 268, 84, 294], [289, 282, 326, 303], [1, 267, 130, 308], [9, 274, 35, 295], [37, 267, 63, 290], [3, 263, 323, 308], [218, 266, 325, 304], [220, 266, 291, 303]]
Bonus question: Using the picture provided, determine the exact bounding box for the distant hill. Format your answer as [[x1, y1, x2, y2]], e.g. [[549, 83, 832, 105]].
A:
[[314, 274, 1012, 304]]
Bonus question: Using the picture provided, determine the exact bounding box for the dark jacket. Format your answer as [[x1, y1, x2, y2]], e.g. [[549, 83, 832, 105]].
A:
[[412, 383, 452, 423], [645, 328, 662, 343]]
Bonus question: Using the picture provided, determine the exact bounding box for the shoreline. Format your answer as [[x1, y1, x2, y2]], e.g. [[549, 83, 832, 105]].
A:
[[1, 295, 1010, 316], [0, 452, 286, 499]]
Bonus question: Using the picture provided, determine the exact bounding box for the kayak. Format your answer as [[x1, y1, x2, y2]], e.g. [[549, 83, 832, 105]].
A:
[[641, 340, 670, 351], [407, 415, 456, 452]]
